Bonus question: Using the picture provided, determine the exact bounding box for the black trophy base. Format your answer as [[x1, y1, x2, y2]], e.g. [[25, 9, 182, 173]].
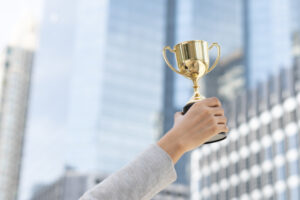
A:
[[182, 102, 227, 144]]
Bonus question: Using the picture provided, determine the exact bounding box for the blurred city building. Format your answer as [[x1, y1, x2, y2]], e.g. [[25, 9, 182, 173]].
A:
[[0, 17, 37, 200], [190, 59, 300, 199], [30, 169, 107, 200]]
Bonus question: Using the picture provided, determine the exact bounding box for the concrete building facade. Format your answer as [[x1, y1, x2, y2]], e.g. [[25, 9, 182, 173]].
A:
[[0, 46, 34, 200], [191, 60, 300, 199], [0, 16, 36, 200]]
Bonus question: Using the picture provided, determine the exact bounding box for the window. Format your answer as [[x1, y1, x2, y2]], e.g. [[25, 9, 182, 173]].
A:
[[277, 191, 287, 200], [255, 152, 261, 163], [276, 140, 285, 155], [216, 171, 220, 181], [198, 179, 202, 191], [288, 134, 299, 149], [264, 146, 273, 160], [246, 157, 250, 167], [276, 165, 286, 180], [226, 190, 230, 199], [235, 163, 239, 173], [235, 185, 239, 197], [5, 61, 9, 68], [246, 181, 250, 193], [289, 160, 300, 176], [226, 167, 230, 178], [267, 171, 273, 184], [256, 176, 262, 188], [204, 175, 211, 188]]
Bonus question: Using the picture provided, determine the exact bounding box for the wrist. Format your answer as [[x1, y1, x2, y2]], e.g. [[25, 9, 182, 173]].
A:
[[157, 129, 186, 164]]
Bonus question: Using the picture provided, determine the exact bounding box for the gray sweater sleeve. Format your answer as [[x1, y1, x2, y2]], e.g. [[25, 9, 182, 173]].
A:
[[79, 144, 177, 200]]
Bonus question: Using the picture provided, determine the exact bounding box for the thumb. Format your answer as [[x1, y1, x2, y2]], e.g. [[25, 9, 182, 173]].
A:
[[173, 112, 184, 127], [174, 112, 182, 119]]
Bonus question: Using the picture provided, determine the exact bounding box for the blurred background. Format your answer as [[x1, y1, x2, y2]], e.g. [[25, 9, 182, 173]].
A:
[[0, 0, 299, 199]]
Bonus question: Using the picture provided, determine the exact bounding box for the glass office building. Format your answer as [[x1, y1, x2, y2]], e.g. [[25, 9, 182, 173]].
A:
[[190, 60, 300, 200]]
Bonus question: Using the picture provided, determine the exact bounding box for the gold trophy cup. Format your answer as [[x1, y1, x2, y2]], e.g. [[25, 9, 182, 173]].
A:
[[163, 40, 227, 144]]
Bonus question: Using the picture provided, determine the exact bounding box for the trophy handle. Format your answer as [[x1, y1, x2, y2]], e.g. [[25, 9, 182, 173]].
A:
[[206, 43, 221, 74], [163, 46, 182, 75]]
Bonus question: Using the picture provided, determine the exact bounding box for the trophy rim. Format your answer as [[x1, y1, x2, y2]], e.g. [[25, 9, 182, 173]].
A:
[[175, 40, 208, 47]]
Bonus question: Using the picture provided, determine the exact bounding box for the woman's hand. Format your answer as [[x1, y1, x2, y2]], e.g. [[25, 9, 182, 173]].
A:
[[157, 97, 229, 163]]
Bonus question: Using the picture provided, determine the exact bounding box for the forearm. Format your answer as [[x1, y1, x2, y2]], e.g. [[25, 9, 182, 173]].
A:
[[79, 144, 177, 200]]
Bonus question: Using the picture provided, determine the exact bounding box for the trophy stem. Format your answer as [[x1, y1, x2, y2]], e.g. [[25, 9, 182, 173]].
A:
[[189, 78, 204, 103]]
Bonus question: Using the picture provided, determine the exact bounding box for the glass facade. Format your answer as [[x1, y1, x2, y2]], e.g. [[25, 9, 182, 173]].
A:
[[66, 0, 110, 172], [92, 0, 167, 172], [244, 0, 295, 87]]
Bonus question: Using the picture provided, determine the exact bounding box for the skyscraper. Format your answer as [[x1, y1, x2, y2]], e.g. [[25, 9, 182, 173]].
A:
[[0, 17, 36, 200]]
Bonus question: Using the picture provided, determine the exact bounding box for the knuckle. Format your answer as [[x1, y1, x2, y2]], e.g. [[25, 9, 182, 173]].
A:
[[212, 97, 218, 101], [202, 107, 209, 115], [211, 97, 219, 103], [213, 117, 218, 124], [209, 116, 216, 124], [211, 126, 218, 132], [220, 108, 225, 115]]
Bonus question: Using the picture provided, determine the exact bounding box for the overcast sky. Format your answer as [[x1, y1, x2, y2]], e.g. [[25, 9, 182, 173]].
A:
[[0, 0, 43, 51]]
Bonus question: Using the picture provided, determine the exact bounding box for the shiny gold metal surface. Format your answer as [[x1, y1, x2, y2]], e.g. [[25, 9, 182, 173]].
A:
[[163, 40, 220, 104]]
